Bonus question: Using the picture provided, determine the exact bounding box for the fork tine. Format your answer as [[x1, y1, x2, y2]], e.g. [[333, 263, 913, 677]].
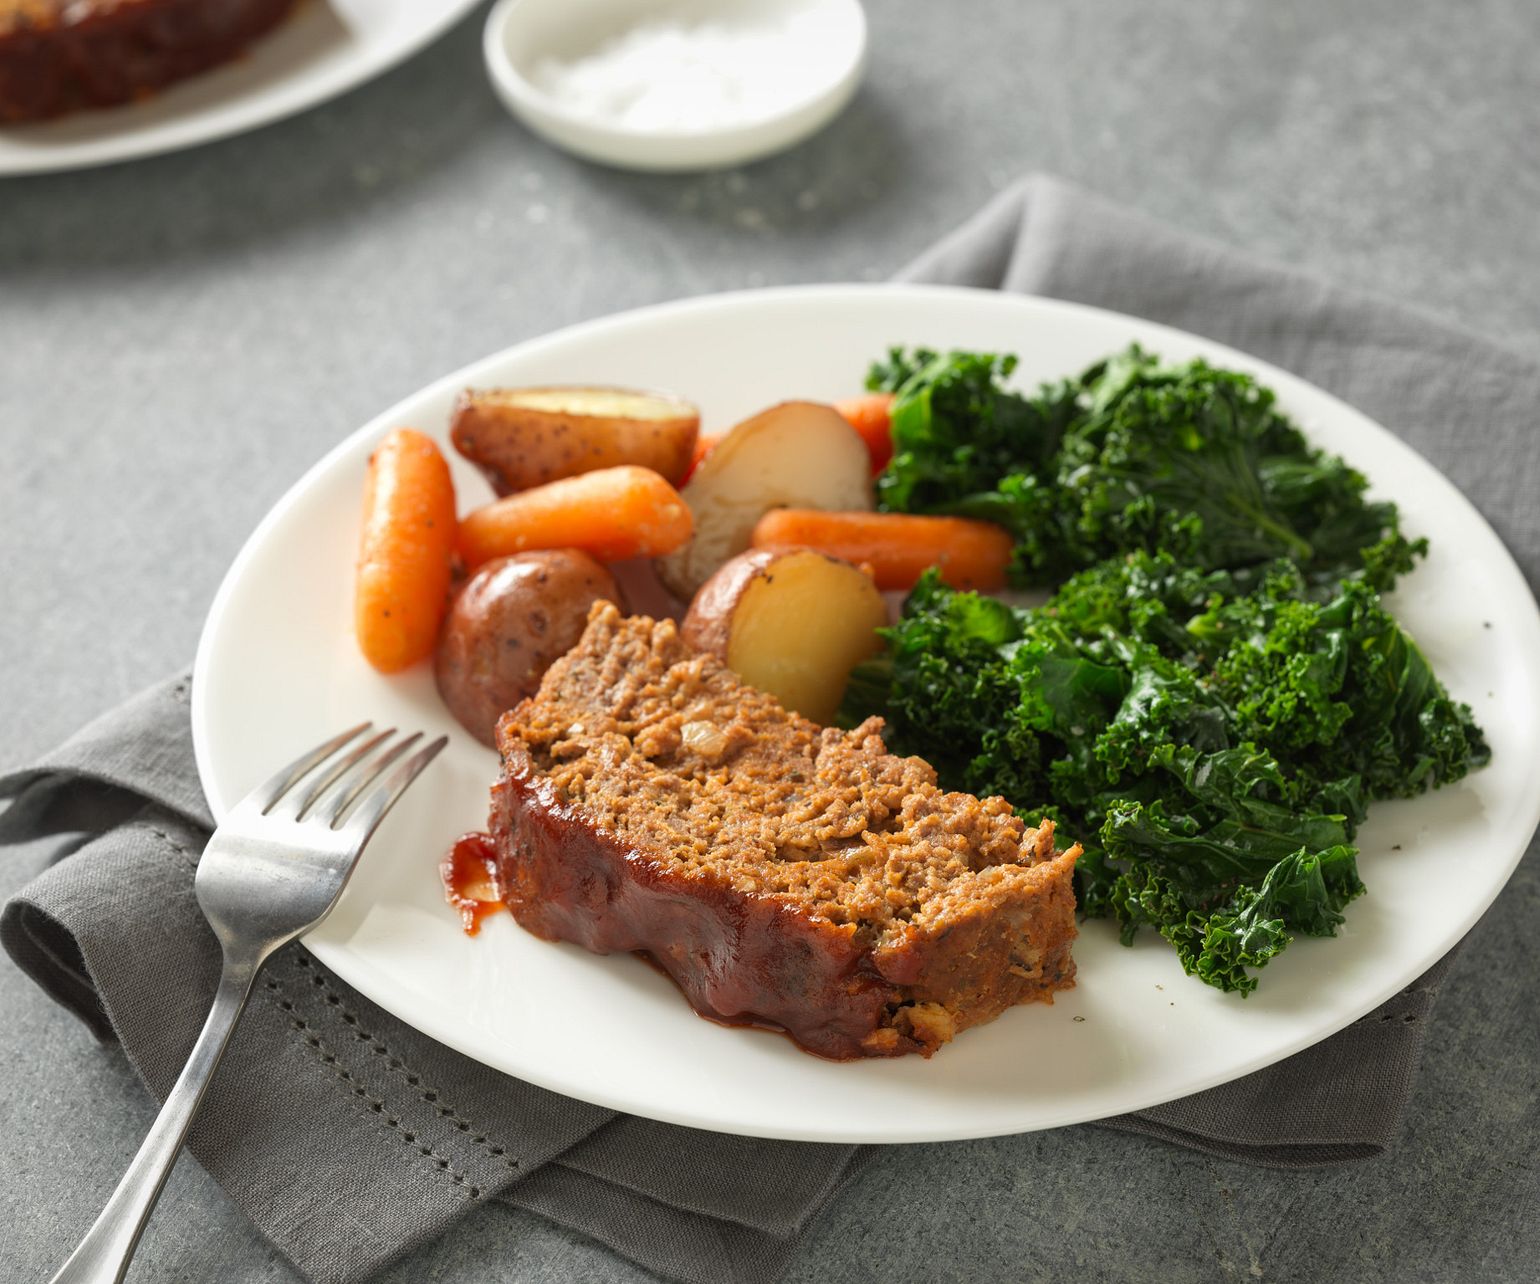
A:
[[335, 735, 449, 847], [307, 731, 423, 829], [248, 723, 372, 813], [266, 727, 396, 821]]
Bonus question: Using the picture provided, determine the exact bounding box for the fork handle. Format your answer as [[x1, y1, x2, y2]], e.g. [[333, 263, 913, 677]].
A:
[[51, 955, 261, 1284]]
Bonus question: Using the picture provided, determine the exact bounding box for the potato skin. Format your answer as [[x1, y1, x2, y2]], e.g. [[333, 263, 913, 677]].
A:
[[435, 551, 622, 746], [450, 387, 699, 496], [679, 548, 782, 660]]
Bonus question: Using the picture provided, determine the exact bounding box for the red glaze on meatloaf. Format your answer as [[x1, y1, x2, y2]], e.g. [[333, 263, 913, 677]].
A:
[[491, 603, 1080, 1059], [0, 0, 296, 122]]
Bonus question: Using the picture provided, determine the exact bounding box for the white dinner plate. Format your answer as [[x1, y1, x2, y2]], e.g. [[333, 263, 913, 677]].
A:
[[0, 0, 481, 176], [192, 285, 1540, 1143]]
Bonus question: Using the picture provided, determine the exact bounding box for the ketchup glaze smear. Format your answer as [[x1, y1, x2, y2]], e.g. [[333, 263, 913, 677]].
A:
[[440, 832, 506, 934]]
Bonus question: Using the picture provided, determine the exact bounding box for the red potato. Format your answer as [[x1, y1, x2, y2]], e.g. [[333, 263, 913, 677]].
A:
[[750, 508, 1014, 592], [655, 401, 873, 601], [681, 548, 888, 725], [434, 551, 622, 746], [450, 386, 700, 495], [457, 465, 693, 569], [354, 428, 457, 673]]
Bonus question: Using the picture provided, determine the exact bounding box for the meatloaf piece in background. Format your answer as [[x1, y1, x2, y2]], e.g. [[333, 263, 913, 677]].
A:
[[490, 602, 1081, 1060], [0, 0, 295, 123]]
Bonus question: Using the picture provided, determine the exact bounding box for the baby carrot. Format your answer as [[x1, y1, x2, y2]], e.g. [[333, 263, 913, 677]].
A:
[[750, 509, 1013, 592], [680, 432, 722, 485], [458, 465, 693, 569], [355, 427, 457, 674], [833, 393, 896, 473]]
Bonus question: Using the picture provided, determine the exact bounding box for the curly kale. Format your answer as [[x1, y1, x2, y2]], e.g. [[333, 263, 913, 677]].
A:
[[873, 345, 1423, 591], [869, 348, 1081, 573], [850, 343, 1486, 994], [1111, 845, 1365, 994], [841, 558, 1487, 995]]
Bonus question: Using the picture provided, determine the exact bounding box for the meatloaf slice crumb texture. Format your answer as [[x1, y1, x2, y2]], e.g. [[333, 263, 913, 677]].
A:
[[491, 602, 1081, 1059]]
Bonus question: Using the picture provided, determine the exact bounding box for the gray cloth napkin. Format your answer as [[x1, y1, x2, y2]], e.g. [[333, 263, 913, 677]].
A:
[[5, 173, 1539, 1282], [0, 679, 866, 1284]]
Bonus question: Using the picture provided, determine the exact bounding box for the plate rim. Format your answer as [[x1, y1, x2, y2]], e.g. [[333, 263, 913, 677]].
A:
[[0, 0, 483, 176], [191, 282, 1540, 1143]]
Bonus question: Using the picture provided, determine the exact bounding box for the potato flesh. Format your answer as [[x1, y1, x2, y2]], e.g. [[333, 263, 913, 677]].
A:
[[493, 387, 691, 420], [724, 553, 887, 725], [657, 401, 872, 599]]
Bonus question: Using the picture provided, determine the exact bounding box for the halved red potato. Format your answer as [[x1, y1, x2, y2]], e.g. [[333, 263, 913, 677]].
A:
[[681, 548, 887, 725], [655, 401, 872, 601], [450, 386, 700, 495]]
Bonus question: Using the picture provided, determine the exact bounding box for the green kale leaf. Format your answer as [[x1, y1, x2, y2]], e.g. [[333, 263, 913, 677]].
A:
[[840, 557, 1485, 995], [873, 345, 1422, 590], [848, 342, 1487, 995]]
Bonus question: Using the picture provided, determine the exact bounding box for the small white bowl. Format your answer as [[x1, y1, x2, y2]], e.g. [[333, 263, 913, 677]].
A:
[[483, 0, 867, 172]]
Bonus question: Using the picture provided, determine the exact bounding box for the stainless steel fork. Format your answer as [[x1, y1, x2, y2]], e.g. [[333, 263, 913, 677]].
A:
[[51, 723, 448, 1284]]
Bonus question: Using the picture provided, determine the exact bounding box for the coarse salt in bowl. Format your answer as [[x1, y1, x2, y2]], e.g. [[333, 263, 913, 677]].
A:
[[484, 0, 867, 172]]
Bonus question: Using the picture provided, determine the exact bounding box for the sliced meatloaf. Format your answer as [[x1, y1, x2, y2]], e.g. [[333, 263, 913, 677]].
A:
[[490, 602, 1080, 1059], [0, 0, 295, 122]]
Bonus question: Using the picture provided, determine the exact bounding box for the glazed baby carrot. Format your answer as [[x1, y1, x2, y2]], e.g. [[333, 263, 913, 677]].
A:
[[833, 393, 896, 473], [680, 432, 722, 485], [458, 465, 693, 568], [355, 427, 458, 673], [750, 508, 1013, 592]]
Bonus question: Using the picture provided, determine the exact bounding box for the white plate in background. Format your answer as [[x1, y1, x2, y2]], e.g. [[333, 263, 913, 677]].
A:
[[192, 285, 1540, 1143], [0, 0, 481, 176]]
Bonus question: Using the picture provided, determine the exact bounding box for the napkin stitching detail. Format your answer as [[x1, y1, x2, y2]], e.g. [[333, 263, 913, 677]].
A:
[[147, 825, 200, 871], [1349, 983, 1435, 1026], [289, 954, 523, 1175], [141, 824, 522, 1180], [261, 973, 491, 1200]]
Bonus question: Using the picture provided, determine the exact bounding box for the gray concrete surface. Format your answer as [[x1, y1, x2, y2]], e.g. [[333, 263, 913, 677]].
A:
[[2, 1, 1537, 1280]]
